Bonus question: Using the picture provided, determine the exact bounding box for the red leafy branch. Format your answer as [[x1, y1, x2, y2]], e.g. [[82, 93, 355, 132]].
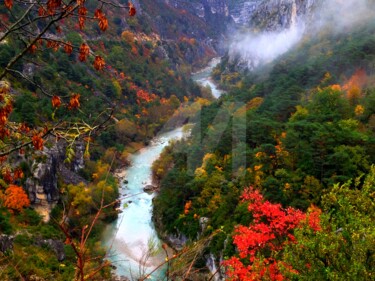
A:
[[223, 187, 321, 281]]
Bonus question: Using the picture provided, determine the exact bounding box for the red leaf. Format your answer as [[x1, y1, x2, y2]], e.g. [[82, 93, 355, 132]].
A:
[[4, 0, 13, 9], [129, 2, 136, 16]]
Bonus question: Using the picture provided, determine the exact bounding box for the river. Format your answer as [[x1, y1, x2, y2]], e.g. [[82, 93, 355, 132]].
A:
[[192, 57, 224, 99], [103, 58, 222, 280]]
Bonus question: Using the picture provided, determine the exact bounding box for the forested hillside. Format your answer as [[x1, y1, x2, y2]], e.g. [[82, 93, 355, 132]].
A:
[[0, 0, 374, 280], [0, 0, 210, 279], [152, 13, 375, 280]]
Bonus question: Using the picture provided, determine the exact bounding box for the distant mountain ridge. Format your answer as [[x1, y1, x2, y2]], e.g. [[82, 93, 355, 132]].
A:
[[134, 0, 319, 68]]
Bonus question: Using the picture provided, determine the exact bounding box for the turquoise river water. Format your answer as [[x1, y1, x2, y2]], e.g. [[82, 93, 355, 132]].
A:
[[103, 58, 222, 280]]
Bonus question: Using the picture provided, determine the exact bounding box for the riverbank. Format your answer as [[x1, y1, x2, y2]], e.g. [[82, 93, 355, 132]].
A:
[[151, 57, 225, 280], [103, 126, 190, 280], [105, 58, 223, 280]]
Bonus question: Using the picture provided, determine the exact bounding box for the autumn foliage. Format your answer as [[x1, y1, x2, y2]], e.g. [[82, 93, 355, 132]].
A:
[[79, 43, 90, 62], [224, 187, 321, 281], [3, 184, 30, 212], [0, 0, 137, 228], [51, 95, 62, 108], [93, 56, 106, 71], [68, 94, 81, 110], [32, 133, 44, 150], [0, 0, 137, 164]]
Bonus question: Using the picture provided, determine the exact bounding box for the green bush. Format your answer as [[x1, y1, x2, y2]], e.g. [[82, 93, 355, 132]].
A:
[[0, 209, 12, 234], [17, 209, 42, 226]]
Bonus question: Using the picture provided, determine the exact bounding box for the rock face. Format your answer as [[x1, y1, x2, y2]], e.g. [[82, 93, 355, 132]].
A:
[[166, 231, 188, 250], [137, 0, 234, 66], [199, 216, 210, 233], [163, 0, 229, 20], [143, 184, 157, 193], [220, 0, 321, 71], [159, 0, 317, 32], [0, 235, 65, 261], [140, 0, 320, 69], [22, 63, 37, 77], [0, 235, 14, 253], [25, 141, 87, 222], [35, 238, 66, 261], [26, 145, 62, 205], [229, 0, 316, 30]]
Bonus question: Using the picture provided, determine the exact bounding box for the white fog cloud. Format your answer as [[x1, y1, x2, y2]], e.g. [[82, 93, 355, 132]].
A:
[[228, 0, 375, 70], [228, 24, 304, 69], [314, 0, 375, 31]]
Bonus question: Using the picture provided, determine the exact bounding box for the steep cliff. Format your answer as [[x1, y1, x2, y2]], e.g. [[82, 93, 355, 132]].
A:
[[138, 0, 319, 71], [229, 0, 317, 30], [135, 0, 232, 66], [25, 141, 87, 222]]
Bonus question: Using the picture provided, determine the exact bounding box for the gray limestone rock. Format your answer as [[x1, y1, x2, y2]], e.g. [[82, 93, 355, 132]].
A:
[[0, 235, 14, 253]]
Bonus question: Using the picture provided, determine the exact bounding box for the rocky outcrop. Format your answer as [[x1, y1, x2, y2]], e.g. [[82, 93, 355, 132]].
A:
[[22, 63, 37, 77], [143, 184, 157, 193], [137, 0, 233, 67], [161, 0, 317, 31], [231, 1, 314, 31], [0, 234, 65, 261], [26, 145, 62, 205], [165, 231, 188, 251], [163, 0, 229, 19], [140, 0, 321, 69], [220, 0, 322, 71], [35, 238, 66, 261], [206, 253, 224, 281], [199, 217, 210, 233], [25, 141, 87, 222], [0, 235, 14, 253]]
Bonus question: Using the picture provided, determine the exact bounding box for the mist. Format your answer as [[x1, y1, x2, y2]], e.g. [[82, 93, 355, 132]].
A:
[[314, 0, 375, 32], [228, 24, 304, 70], [227, 0, 375, 70]]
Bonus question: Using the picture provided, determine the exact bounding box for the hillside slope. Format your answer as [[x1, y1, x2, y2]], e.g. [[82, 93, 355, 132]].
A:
[[152, 12, 375, 280]]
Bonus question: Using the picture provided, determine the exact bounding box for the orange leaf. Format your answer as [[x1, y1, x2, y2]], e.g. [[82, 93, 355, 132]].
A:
[[51, 95, 62, 108], [30, 44, 37, 54], [13, 168, 24, 180], [19, 123, 30, 133], [4, 0, 13, 9], [79, 16, 85, 30], [93, 56, 105, 70], [64, 42, 73, 55], [94, 9, 104, 19], [79, 43, 90, 62], [98, 16, 108, 31], [47, 0, 62, 12], [2, 168, 12, 183], [78, 6, 87, 16], [4, 185, 30, 212], [68, 94, 80, 109], [32, 134, 44, 150], [46, 40, 59, 51]]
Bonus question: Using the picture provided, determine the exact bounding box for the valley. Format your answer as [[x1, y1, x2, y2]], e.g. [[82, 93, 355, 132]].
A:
[[0, 1, 374, 280]]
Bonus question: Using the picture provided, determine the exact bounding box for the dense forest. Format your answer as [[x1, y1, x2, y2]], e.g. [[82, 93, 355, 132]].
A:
[[0, 0, 209, 279], [152, 13, 375, 281], [0, 0, 374, 280]]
